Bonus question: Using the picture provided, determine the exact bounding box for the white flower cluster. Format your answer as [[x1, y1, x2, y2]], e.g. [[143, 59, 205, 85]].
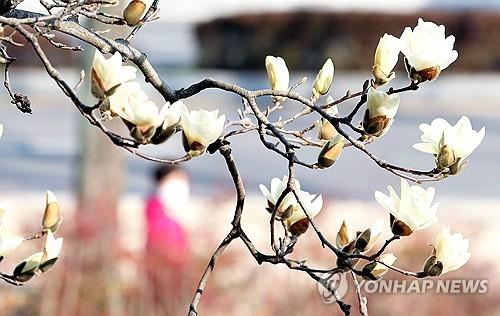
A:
[[258, 174, 468, 279], [365, 19, 486, 174], [264, 19, 483, 175], [87, 16, 478, 284], [373, 18, 458, 85], [366, 19, 463, 139], [370, 179, 470, 277], [90, 50, 226, 156]]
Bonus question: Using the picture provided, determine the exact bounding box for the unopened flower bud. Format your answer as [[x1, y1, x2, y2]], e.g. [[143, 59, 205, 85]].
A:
[[265, 56, 289, 103], [317, 119, 336, 141], [317, 135, 344, 168], [312, 59, 334, 100], [363, 88, 400, 137], [316, 101, 338, 141], [123, 0, 147, 27], [355, 229, 371, 251], [362, 253, 397, 280], [13, 252, 44, 282], [372, 34, 400, 86], [336, 220, 352, 249], [40, 230, 63, 273], [43, 191, 61, 233], [423, 255, 443, 277], [355, 220, 383, 252]]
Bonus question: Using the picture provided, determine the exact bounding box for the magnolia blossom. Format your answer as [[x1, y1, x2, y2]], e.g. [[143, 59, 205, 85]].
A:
[[260, 177, 323, 235], [259, 176, 298, 216], [429, 227, 471, 275], [283, 190, 323, 236], [0, 124, 3, 139], [109, 82, 155, 125], [373, 33, 400, 86], [312, 58, 334, 100], [400, 18, 458, 82], [363, 253, 397, 280], [363, 88, 400, 137], [375, 179, 439, 236], [151, 101, 187, 145], [91, 50, 137, 99], [180, 108, 225, 156], [413, 116, 485, 174], [108, 82, 177, 143], [265, 55, 289, 102]]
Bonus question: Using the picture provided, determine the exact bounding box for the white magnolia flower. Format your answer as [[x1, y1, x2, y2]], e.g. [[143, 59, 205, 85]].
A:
[[265, 55, 289, 102], [180, 108, 225, 156], [364, 253, 398, 279], [375, 179, 439, 236], [284, 190, 323, 236], [151, 101, 187, 144], [159, 101, 186, 132], [433, 227, 471, 274], [363, 88, 400, 137], [110, 83, 158, 126], [260, 176, 322, 235], [0, 124, 3, 139], [91, 50, 137, 99], [259, 176, 298, 215], [400, 18, 458, 82], [42, 230, 63, 262], [109, 82, 179, 143], [312, 58, 334, 99], [373, 33, 401, 85], [413, 116, 485, 174]]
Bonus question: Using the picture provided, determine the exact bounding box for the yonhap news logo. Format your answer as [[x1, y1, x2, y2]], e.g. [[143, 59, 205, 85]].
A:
[[317, 272, 488, 303], [317, 272, 349, 304]]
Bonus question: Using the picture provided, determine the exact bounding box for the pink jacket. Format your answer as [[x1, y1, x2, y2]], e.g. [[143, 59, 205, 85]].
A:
[[145, 195, 189, 268]]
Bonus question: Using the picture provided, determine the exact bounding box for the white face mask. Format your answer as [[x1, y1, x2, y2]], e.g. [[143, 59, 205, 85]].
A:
[[157, 178, 190, 216]]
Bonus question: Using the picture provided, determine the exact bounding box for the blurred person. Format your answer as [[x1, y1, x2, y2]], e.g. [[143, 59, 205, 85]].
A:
[[144, 164, 191, 314]]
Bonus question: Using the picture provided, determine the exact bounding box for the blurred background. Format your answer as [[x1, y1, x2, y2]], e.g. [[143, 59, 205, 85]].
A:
[[0, 0, 499, 315]]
